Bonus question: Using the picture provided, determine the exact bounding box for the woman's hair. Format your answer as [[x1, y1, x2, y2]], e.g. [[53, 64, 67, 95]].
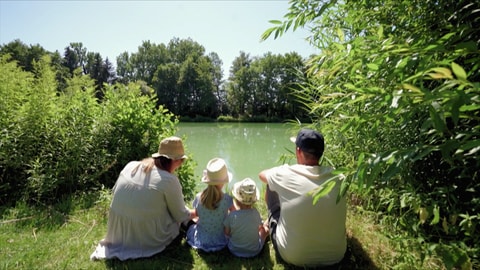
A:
[[200, 185, 223, 210], [139, 157, 155, 173], [154, 156, 174, 172], [137, 157, 174, 174]]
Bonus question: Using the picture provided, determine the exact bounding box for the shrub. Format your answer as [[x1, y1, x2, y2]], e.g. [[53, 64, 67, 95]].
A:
[[264, 0, 479, 267], [0, 57, 197, 205], [216, 115, 238, 122]]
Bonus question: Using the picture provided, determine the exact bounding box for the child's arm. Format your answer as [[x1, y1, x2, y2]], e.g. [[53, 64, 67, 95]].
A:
[[259, 223, 269, 242], [189, 195, 199, 222], [189, 208, 198, 221], [224, 225, 231, 236]]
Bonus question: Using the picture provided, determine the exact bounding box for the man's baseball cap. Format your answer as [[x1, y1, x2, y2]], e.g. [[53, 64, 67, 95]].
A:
[[290, 129, 325, 158]]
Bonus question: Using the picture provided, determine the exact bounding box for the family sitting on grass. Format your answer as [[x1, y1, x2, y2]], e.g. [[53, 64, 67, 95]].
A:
[[90, 129, 347, 268]]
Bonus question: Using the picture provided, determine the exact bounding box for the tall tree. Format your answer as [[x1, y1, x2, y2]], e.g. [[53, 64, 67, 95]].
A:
[[207, 52, 226, 115], [226, 51, 306, 119], [150, 38, 218, 117], [63, 42, 87, 74], [253, 52, 282, 117], [103, 58, 116, 85], [168, 37, 205, 64], [82, 53, 116, 99], [50, 50, 71, 92], [226, 52, 254, 117], [277, 52, 305, 118], [152, 62, 179, 112], [0, 39, 48, 72], [131, 41, 168, 84], [116, 52, 133, 83]]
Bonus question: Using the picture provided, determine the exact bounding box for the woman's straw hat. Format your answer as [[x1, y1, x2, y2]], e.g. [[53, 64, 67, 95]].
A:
[[232, 178, 259, 205], [201, 158, 231, 185], [152, 136, 187, 160]]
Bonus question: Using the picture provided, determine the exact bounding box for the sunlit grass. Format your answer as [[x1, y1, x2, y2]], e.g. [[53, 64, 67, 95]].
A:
[[0, 192, 447, 269]]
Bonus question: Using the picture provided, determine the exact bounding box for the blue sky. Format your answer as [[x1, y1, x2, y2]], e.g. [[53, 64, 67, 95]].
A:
[[0, 0, 317, 78]]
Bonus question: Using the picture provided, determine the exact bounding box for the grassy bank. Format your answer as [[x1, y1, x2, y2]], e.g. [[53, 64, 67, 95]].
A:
[[0, 191, 443, 270]]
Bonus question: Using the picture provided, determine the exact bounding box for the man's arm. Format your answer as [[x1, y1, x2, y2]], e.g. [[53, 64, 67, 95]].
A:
[[259, 169, 271, 203], [258, 169, 269, 184]]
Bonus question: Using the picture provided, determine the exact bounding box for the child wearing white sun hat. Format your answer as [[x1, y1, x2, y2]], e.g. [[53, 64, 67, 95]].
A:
[[186, 158, 235, 252], [223, 178, 269, 258]]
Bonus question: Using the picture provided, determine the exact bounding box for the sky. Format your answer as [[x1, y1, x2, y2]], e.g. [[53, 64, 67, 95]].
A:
[[0, 0, 317, 78]]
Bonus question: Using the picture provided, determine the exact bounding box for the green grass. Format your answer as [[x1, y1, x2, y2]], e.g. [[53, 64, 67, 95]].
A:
[[0, 192, 444, 270]]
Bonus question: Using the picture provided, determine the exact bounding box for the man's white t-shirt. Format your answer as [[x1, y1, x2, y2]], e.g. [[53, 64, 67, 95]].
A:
[[265, 164, 347, 267]]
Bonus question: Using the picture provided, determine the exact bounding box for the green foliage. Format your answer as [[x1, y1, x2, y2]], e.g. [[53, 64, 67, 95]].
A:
[[216, 115, 239, 122], [0, 39, 49, 72], [226, 51, 307, 120], [264, 0, 480, 267], [0, 40, 116, 96], [0, 57, 196, 205], [117, 39, 221, 118], [1, 38, 309, 121], [176, 153, 197, 203]]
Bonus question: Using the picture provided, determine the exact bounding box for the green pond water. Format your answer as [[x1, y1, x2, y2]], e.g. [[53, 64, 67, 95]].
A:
[[176, 122, 296, 191]]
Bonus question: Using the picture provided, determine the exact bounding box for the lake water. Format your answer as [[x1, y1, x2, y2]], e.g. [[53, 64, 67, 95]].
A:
[[176, 122, 296, 191]]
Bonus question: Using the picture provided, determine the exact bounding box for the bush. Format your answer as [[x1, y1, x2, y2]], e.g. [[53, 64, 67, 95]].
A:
[[264, 0, 479, 267], [216, 115, 238, 122], [0, 56, 197, 205]]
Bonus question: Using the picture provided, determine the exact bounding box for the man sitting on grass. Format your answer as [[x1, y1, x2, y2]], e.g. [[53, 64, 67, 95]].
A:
[[259, 128, 347, 267]]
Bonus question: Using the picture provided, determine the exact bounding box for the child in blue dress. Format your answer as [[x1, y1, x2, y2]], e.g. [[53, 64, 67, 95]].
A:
[[223, 178, 269, 257], [186, 158, 235, 252]]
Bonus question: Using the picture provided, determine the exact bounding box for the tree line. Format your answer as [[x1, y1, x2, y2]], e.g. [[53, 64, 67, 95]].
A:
[[0, 38, 310, 121]]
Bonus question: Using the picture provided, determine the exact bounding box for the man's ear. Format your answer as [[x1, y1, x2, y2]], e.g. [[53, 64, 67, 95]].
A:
[[296, 147, 305, 162]]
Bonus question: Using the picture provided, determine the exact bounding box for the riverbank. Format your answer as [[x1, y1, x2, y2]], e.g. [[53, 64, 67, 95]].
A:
[[178, 115, 313, 123]]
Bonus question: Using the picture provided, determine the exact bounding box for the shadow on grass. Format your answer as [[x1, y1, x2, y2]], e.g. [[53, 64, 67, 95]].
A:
[[0, 191, 104, 230], [103, 235, 196, 269], [338, 235, 379, 270], [101, 233, 377, 270], [194, 243, 275, 270], [102, 237, 275, 269], [0, 197, 75, 229], [263, 234, 378, 270]]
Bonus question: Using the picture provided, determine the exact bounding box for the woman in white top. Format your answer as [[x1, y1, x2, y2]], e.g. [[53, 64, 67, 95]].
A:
[[90, 136, 195, 261]]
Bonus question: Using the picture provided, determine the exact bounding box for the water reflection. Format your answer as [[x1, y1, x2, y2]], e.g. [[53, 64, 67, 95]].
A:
[[176, 122, 295, 191]]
